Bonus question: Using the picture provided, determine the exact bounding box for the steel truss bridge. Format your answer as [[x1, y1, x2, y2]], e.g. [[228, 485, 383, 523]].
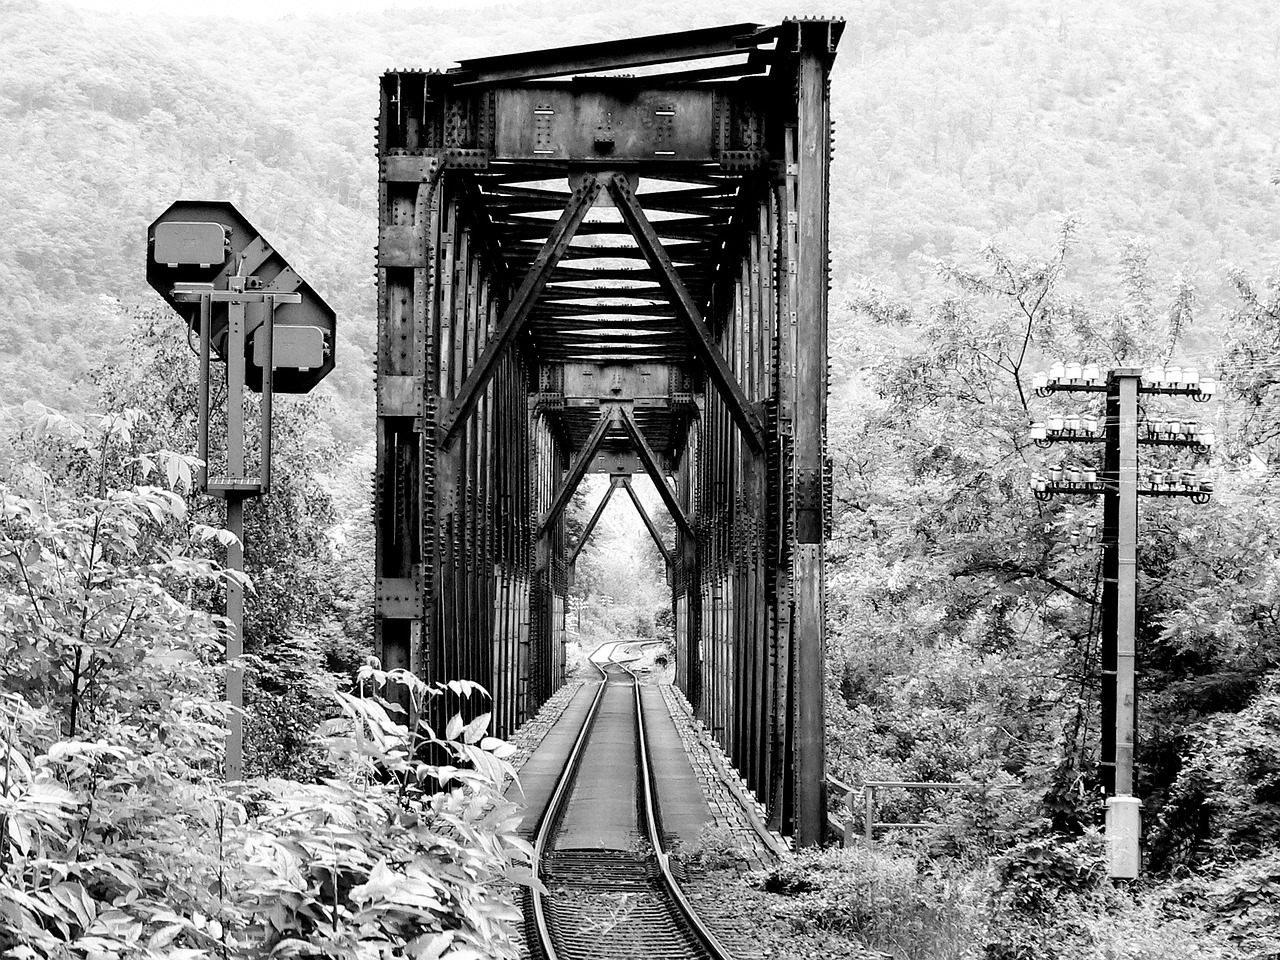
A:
[[374, 18, 842, 844]]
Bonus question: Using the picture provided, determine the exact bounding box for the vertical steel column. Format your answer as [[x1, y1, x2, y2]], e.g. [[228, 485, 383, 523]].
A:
[[197, 294, 212, 490], [677, 421, 700, 705], [260, 296, 276, 493], [791, 30, 834, 847], [1100, 368, 1142, 796], [1099, 367, 1143, 877], [375, 75, 435, 709], [771, 127, 800, 834], [745, 204, 771, 798]]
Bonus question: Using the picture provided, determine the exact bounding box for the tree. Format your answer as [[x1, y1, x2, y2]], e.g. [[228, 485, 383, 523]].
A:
[[825, 226, 1223, 844]]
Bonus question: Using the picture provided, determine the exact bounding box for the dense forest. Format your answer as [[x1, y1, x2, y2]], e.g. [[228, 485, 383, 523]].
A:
[[5, 0, 1280, 956], [6, 0, 1280, 424]]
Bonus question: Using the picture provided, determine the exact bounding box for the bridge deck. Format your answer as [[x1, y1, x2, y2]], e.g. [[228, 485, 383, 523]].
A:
[[506, 674, 780, 864], [505, 681, 595, 840], [553, 678, 643, 850]]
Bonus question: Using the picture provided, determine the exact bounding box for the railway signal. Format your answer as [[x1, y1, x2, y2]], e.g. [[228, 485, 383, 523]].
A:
[[1029, 363, 1215, 878], [146, 200, 337, 780]]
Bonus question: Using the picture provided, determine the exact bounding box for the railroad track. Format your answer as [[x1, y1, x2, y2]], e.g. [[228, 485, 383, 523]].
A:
[[528, 642, 734, 960]]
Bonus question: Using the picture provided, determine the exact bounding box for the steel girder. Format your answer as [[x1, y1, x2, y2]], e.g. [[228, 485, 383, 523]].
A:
[[375, 17, 841, 843]]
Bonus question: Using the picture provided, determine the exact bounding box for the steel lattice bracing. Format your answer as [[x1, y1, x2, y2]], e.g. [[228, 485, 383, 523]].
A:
[[375, 18, 841, 843]]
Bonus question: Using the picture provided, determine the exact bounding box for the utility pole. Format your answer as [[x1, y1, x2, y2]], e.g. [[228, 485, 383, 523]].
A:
[[1030, 362, 1215, 878], [1102, 369, 1140, 802]]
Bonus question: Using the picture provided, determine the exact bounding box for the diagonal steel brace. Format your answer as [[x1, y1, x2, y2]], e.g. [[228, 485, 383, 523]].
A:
[[616, 406, 693, 539], [538, 408, 616, 537], [606, 173, 764, 454], [440, 173, 603, 447]]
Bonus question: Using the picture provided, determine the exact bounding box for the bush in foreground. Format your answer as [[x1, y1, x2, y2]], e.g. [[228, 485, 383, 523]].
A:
[[752, 844, 1253, 960], [0, 407, 530, 958]]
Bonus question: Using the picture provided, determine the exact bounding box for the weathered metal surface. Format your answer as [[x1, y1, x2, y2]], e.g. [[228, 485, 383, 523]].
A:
[[147, 201, 336, 394], [492, 87, 718, 162], [449, 22, 770, 85], [375, 18, 840, 841]]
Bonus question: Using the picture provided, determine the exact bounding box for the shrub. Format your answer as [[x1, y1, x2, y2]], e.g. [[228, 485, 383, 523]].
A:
[[991, 831, 1108, 915], [1151, 677, 1280, 868], [0, 666, 531, 958], [753, 847, 987, 960], [985, 886, 1251, 960], [671, 824, 749, 872], [0, 407, 532, 958], [1209, 853, 1280, 959]]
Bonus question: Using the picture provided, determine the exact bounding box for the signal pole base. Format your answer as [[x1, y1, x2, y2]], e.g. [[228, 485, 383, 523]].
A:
[[1105, 795, 1142, 879]]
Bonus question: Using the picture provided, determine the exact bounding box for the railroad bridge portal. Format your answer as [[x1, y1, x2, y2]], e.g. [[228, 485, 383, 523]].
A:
[[374, 19, 841, 843]]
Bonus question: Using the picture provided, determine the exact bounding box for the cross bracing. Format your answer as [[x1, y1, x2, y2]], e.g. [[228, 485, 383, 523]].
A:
[[375, 17, 841, 843]]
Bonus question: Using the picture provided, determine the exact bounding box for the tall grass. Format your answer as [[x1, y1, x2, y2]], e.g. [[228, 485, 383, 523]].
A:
[[756, 845, 1253, 960]]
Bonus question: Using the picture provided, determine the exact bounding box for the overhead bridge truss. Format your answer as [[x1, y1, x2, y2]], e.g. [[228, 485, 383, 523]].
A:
[[374, 18, 841, 843]]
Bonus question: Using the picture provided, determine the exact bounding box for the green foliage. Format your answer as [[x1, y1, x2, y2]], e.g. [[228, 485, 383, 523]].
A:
[[90, 313, 373, 781], [1220, 268, 1280, 462], [985, 888, 1249, 960], [991, 832, 1108, 916], [754, 848, 987, 960], [6, 0, 1280, 432], [1152, 676, 1280, 867], [1208, 853, 1280, 958], [216, 664, 529, 959], [0, 406, 530, 959], [748, 846, 1246, 960], [0, 404, 227, 740], [0, 671, 530, 959], [670, 824, 749, 872], [824, 225, 1280, 954], [827, 221, 1280, 862]]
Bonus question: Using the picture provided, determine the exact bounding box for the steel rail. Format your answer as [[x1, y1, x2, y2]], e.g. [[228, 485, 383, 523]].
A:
[[529, 665, 610, 960], [531, 640, 734, 960], [626, 657, 736, 960]]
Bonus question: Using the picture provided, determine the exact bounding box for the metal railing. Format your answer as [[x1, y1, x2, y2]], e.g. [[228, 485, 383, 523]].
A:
[[826, 776, 987, 845]]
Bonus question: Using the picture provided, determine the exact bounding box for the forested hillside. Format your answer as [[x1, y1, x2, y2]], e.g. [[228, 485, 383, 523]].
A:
[[5, 0, 1280, 430], [6, 0, 1280, 956]]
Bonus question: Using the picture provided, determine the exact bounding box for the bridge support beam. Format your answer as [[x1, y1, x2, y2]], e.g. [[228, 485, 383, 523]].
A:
[[608, 175, 765, 454], [540, 410, 615, 538], [621, 477, 673, 568], [376, 18, 842, 843], [617, 406, 693, 540], [441, 174, 603, 447], [569, 476, 622, 567], [787, 20, 837, 848]]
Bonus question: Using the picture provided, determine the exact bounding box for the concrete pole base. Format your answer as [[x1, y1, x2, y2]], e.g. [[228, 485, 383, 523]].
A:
[[1105, 795, 1142, 879]]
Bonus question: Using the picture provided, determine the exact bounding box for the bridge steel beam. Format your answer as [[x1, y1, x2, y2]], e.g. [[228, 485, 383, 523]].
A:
[[606, 175, 765, 454], [620, 477, 673, 568], [788, 20, 837, 846], [375, 17, 841, 843], [616, 406, 693, 540], [440, 175, 603, 448], [539, 410, 615, 537], [568, 476, 622, 567]]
